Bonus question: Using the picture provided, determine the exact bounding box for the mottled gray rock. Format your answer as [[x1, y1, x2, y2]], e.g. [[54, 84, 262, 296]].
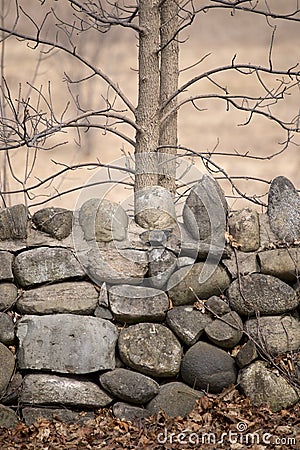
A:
[[135, 186, 177, 229], [258, 248, 300, 282], [1, 372, 22, 405], [118, 323, 182, 378], [32, 207, 73, 240], [259, 213, 277, 248], [205, 296, 231, 316], [94, 306, 113, 320], [16, 314, 118, 374], [205, 311, 243, 349], [177, 257, 195, 269], [239, 361, 300, 412], [235, 340, 258, 369], [181, 341, 237, 393], [0, 204, 28, 240], [244, 315, 300, 356], [228, 273, 298, 316], [22, 407, 95, 426], [268, 176, 300, 243], [16, 282, 98, 315], [148, 248, 177, 289], [0, 252, 14, 281], [20, 374, 113, 408], [98, 282, 109, 307], [100, 368, 159, 404], [0, 343, 15, 397], [0, 404, 19, 428], [140, 229, 172, 248], [166, 306, 212, 346], [183, 175, 227, 242], [228, 208, 260, 252], [109, 285, 169, 324], [113, 402, 151, 421], [0, 283, 18, 312], [13, 247, 85, 288], [223, 251, 259, 279], [167, 262, 231, 305], [0, 313, 14, 345], [146, 382, 202, 418], [79, 198, 128, 242]]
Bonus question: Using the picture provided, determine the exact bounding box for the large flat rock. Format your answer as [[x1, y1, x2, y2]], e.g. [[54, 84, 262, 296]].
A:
[[16, 314, 118, 374]]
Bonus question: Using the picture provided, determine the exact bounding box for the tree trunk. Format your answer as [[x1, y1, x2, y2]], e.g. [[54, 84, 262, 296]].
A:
[[158, 0, 178, 196]]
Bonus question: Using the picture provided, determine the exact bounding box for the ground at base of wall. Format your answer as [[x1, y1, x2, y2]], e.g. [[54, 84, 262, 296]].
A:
[[0, 390, 299, 450]]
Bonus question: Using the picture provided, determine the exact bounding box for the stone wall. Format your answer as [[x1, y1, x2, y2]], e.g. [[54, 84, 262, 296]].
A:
[[0, 175, 299, 428]]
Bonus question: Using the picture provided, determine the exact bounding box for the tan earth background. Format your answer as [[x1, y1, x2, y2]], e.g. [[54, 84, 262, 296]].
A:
[[1, 0, 300, 215]]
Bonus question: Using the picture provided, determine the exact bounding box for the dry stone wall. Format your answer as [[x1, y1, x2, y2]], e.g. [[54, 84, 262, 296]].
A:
[[0, 175, 299, 428]]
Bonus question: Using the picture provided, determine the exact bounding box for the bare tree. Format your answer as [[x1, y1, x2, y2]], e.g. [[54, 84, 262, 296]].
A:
[[0, 0, 299, 224]]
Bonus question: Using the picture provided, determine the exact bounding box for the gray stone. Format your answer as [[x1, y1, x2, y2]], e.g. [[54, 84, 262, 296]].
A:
[[183, 175, 227, 242], [267, 176, 300, 243], [148, 248, 177, 289], [181, 341, 237, 393], [239, 361, 300, 412], [1, 372, 22, 405], [0, 283, 18, 312], [258, 248, 300, 282], [167, 262, 231, 306], [259, 213, 277, 248], [0, 343, 15, 397], [205, 296, 231, 316], [0, 204, 28, 240], [79, 198, 128, 242], [118, 323, 182, 378], [235, 340, 258, 369], [223, 251, 259, 279], [0, 252, 14, 281], [22, 407, 95, 426], [94, 306, 113, 320], [0, 404, 19, 428], [177, 257, 195, 269], [98, 282, 109, 307], [113, 402, 151, 421], [244, 315, 300, 356], [100, 368, 159, 404], [109, 285, 169, 324], [16, 281, 98, 315], [205, 311, 243, 349], [32, 207, 73, 240], [16, 314, 118, 374], [228, 208, 260, 252], [135, 186, 177, 230], [0, 313, 14, 345], [13, 247, 85, 288], [166, 306, 212, 346], [227, 273, 298, 316], [140, 229, 172, 248], [20, 374, 113, 408], [146, 382, 202, 418]]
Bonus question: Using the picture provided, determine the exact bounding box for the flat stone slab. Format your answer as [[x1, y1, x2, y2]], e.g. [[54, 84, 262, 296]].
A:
[[0, 313, 15, 345], [109, 284, 169, 323], [22, 407, 95, 426], [0, 283, 18, 312], [16, 314, 118, 374], [258, 248, 300, 282], [20, 374, 113, 408], [0, 251, 14, 281], [0, 343, 15, 397], [118, 323, 182, 378], [13, 247, 85, 287], [227, 273, 298, 316], [113, 402, 151, 421], [16, 281, 98, 315]]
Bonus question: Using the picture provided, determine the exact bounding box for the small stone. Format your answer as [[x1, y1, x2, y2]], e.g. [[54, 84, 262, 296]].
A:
[[176, 257, 195, 269], [0, 404, 19, 428], [100, 368, 159, 404], [166, 306, 212, 346], [205, 296, 231, 316], [94, 306, 113, 320], [181, 341, 237, 393], [223, 251, 259, 279], [0, 343, 15, 397], [109, 285, 169, 324], [98, 282, 109, 307], [113, 402, 151, 421], [146, 382, 202, 418], [239, 360, 300, 412], [227, 273, 298, 316], [148, 248, 177, 289], [20, 374, 113, 408], [0, 313, 15, 345], [205, 311, 243, 349], [0, 252, 14, 281], [235, 340, 258, 369], [1, 372, 22, 405], [244, 315, 300, 356], [259, 213, 277, 248], [22, 407, 95, 426], [0, 283, 18, 312], [134, 186, 177, 229], [267, 176, 300, 243], [118, 323, 182, 378], [32, 207, 73, 240], [258, 248, 300, 282], [228, 208, 260, 252], [0, 204, 28, 240]]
